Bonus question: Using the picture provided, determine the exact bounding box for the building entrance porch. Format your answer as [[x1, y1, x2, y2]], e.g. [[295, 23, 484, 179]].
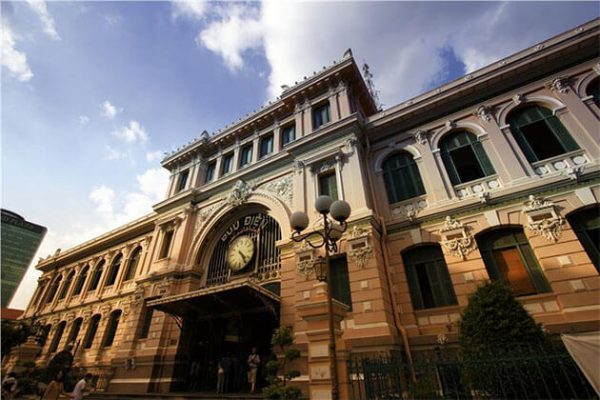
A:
[[147, 281, 280, 395]]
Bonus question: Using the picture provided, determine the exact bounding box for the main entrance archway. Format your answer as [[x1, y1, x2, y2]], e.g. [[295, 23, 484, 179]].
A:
[[149, 207, 283, 394]]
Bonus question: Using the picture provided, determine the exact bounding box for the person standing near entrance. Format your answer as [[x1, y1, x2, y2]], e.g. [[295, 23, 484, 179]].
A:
[[247, 347, 261, 394], [71, 373, 92, 400], [217, 353, 232, 394]]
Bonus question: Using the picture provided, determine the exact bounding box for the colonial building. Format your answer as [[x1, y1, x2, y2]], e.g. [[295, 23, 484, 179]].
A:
[[12, 18, 600, 399]]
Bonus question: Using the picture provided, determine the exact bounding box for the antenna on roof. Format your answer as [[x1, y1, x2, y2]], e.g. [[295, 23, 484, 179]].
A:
[[343, 48, 353, 59], [362, 63, 383, 111]]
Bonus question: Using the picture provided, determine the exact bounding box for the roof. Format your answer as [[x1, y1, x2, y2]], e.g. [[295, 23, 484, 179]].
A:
[[1, 308, 24, 320]]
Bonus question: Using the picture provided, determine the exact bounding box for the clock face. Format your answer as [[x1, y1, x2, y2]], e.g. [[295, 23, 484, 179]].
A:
[[226, 235, 255, 272]]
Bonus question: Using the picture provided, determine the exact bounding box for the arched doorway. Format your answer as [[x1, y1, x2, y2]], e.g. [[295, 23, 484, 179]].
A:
[[158, 207, 282, 394]]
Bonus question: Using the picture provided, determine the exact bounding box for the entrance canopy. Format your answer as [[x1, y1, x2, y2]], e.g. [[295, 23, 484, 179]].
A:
[[146, 281, 280, 319]]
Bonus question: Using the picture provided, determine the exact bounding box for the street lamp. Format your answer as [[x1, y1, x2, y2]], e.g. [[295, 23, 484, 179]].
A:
[[290, 195, 351, 400]]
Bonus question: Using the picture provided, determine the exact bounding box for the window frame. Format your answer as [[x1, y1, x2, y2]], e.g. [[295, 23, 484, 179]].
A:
[[440, 131, 495, 185], [508, 105, 579, 163], [48, 321, 66, 353], [72, 266, 88, 296], [313, 102, 331, 130], [318, 170, 339, 201], [221, 153, 234, 176], [567, 206, 600, 273], [381, 151, 426, 204], [160, 230, 174, 259], [477, 227, 551, 296], [105, 253, 122, 287], [124, 247, 142, 281], [281, 123, 296, 146], [88, 260, 105, 292], [259, 134, 274, 159], [205, 162, 216, 183], [102, 310, 122, 348], [57, 271, 74, 300], [329, 255, 352, 310], [45, 275, 63, 304], [138, 308, 154, 339], [239, 143, 253, 167], [402, 245, 457, 310], [83, 314, 101, 349]]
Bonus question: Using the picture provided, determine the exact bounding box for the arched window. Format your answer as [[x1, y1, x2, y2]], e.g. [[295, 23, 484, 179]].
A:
[[72, 266, 89, 296], [83, 314, 101, 349], [32, 283, 46, 307], [567, 206, 600, 272], [66, 318, 83, 349], [477, 227, 550, 296], [402, 245, 457, 310], [105, 254, 122, 286], [58, 271, 74, 300], [88, 260, 105, 291], [508, 105, 579, 163], [382, 152, 426, 203], [48, 321, 66, 353], [45, 275, 63, 304], [103, 310, 122, 348], [587, 77, 600, 107], [440, 131, 495, 185], [124, 247, 142, 281], [38, 324, 52, 347]]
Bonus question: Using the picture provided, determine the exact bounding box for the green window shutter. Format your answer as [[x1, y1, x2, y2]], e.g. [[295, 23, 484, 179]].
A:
[[472, 140, 495, 176], [546, 115, 579, 152], [330, 257, 352, 310], [568, 207, 600, 272], [434, 258, 457, 306], [518, 244, 551, 293], [441, 148, 461, 185], [404, 262, 424, 310], [510, 124, 539, 163]]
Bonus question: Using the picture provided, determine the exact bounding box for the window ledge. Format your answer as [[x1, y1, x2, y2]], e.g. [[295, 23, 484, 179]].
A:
[[530, 150, 588, 177], [389, 195, 428, 220], [453, 175, 501, 199]]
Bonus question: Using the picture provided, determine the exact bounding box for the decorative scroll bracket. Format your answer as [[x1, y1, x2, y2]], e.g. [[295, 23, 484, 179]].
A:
[[523, 195, 564, 242], [439, 216, 476, 260], [347, 225, 373, 269]]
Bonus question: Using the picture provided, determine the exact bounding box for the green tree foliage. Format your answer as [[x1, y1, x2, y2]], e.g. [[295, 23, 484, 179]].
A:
[[458, 281, 550, 398], [263, 326, 302, 400]]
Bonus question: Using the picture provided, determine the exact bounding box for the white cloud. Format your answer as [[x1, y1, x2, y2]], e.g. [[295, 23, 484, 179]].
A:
[[90, 184, 116, 220], [146, 151, 163, 162], [197, 4, 263, 71], [100, 100, 120, 120], [191, 2, 592, 106], [112, 120, 149, 143], [105, 145, 127, 161], [25, 0, 60, 40], [172, 0, 207, 20], [79, 115, 90, 125], [1, 20, 34, 82]]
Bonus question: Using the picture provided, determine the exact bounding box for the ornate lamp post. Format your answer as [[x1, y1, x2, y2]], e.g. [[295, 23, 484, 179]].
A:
[[290, 195, 351, 400]]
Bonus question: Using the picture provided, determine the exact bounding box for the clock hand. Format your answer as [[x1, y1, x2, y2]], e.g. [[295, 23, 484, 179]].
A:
[[238, 250, 248, 263]]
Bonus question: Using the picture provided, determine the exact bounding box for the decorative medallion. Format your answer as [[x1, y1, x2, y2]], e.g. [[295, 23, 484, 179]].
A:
[[439, 216, 476, 260], [347, 225, 373, 269], [522, 195, 564, 242], [546, 76, 570, 94], [260, 174, 293, 205], [413, 129, 429, 146], [225, 180, 254, 207]]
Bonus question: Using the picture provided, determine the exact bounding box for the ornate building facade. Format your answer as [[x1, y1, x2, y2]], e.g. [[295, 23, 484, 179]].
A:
[[12, 18, 600, 399]]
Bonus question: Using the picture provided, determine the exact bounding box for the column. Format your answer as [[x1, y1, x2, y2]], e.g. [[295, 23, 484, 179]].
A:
[[273, 121, 281, 152], [336, 81, 351, 118], [294, 104, 305, 138], [328, 88, 341, 122], [232, 139, 241, 173], [415, 135, 452, 203]]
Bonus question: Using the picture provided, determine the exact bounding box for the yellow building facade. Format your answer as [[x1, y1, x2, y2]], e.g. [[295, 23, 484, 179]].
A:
[[11, 18, 600, 399]]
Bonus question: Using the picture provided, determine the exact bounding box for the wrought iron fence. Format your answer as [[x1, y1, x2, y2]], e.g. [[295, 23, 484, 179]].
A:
[[348, 343, 597, 400]]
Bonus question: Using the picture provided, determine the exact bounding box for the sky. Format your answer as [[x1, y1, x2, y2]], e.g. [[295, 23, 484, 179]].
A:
[[2, 1, 597, 309]]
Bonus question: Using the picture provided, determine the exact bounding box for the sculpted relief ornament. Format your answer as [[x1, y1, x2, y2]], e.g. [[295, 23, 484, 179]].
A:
[[226, 180, 254, 207], [260, 174, 293, 205], [522, 195, 564, 242], [439, 216, 476, 260], [347, 225, 373, 269]]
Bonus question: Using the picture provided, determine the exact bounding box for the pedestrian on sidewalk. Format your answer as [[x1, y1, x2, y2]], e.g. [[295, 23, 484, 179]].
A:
[[247, 347, 261, 394]]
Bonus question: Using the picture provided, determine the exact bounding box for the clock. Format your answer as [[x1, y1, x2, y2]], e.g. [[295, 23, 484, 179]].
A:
[[226, 235, 255, 271]]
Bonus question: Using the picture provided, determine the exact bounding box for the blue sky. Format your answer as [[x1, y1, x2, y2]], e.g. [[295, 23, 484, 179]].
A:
[[2, 1, 597, 308]]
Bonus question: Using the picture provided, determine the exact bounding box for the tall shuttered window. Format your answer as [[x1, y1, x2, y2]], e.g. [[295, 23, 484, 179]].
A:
[[239, 144, 253, 167], [124, 247, 142, 281], [39, 324, 52, 347], [382, 152, 426, 203], [58, 271, 74, 300], [402, 245, 457, 310], [103, 310, 122, 347], [49, 321, 66, 353], [313, 102, 331, 130], [330, 256, 352, 310], [508, 105, 579, 163], [66, 318, 83, 349], [138, 308, 154, 339], [83, 315, 101, 349], [477, 228, 550, 296], [440, 131, 495, 185], [176, 169, 189, 193], [567, 206, 600, 273], [88, 260, 104, 291], [105, 253, 122, 286], [72, 266, 88, 296], [45, 275, 62, 304], [160, 230, 174, 259], [281, 124, 296, 146], [318, 171, 339, 201], [221, 153, 234, 176], [260, 134, 274, 158], [205, 162, 216, 183]]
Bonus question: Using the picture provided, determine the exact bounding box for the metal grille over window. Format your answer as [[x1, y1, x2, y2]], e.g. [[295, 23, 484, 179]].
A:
[[205, 212, 281, 287]]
